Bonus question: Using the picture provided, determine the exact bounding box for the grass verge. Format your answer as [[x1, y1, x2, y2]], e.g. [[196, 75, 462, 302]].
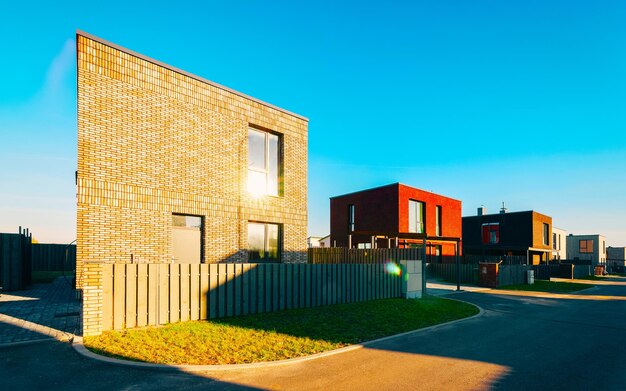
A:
[[575, 275, 606, 281], [32, 271, 74, 284], [84, 297, 478, 365], [499, 280, 590, 293]]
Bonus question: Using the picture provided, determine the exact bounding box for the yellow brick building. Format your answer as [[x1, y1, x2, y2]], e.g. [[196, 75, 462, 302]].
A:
[[76, 30, 308, 293]]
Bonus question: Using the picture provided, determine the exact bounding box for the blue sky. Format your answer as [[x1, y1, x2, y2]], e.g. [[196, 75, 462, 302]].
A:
[[1, 1, 625, 245]]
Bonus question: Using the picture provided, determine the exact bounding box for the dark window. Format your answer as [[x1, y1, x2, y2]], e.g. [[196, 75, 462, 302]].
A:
[[482, 223, 500, 244], [348, 204, 355, 232], [552, 233, 557, 250], [543, 223, 550, 246], [579, 239, 593, 254], [436, 205, 442, 236], [248, 128, 281, 197], [409, 200, 424, 233], [248, 222, 281, 262]]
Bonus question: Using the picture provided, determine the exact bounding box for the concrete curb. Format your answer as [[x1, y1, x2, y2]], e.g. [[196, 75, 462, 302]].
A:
[[0, 334, 73, 349], [72, 299, 484, 372]]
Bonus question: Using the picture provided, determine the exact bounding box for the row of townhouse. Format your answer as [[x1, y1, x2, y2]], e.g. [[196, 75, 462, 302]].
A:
[[319, 183, 618, 267], [76, 30, 623, 287]]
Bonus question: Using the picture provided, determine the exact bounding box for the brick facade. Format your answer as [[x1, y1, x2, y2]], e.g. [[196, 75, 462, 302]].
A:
[[463, 210, 553, 265], [76, 31, 308, 334], [329, 183, 462, 263]]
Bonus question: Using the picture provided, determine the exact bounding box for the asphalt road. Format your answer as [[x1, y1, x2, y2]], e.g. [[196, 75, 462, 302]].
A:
[[1, 278, 625, 390]]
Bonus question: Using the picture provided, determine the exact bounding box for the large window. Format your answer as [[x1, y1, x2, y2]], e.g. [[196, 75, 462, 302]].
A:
[[579, 239, 593, 254], [348, 204, 355, 232], [435, 205, 442, 236], [248, 128, 280, 197], [409, 200, 424, 233], [543, 223, 550, 246], [248, 222, 281, 262]]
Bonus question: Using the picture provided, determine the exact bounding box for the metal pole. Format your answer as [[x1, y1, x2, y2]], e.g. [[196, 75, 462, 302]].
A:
[[456, 241, 461, 291], [422, 238, 427, 295]]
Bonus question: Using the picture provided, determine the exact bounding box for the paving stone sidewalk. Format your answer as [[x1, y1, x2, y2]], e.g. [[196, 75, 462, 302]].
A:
[[0, 277, 81, 345]]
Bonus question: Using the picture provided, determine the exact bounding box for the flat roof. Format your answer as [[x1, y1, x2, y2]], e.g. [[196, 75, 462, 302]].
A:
[[462, 210, 551, 219], [329, 182, 461, 202], [77, 30, 308, 122]]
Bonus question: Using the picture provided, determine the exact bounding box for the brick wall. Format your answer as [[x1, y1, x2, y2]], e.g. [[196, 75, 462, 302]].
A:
[[76, 31, 308, 333], [329, 183, 462, 259]]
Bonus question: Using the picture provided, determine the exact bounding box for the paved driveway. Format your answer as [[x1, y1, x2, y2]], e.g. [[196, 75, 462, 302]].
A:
[[1, 278, 625, 390], [0, 277, 80, 344]]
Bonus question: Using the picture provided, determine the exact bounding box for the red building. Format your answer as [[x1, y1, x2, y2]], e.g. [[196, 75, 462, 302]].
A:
[[330, 183, 462, 263]]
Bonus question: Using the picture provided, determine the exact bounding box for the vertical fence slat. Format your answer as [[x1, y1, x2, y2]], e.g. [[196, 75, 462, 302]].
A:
[[102, 264, 113, 331], [242, 264, 250, 315], [209, 264, 218, 319], [179, 264, 190, 323], [226, 264, 235, 317], [279, 264, 286, 310], [257, 264, 272, 312], [190, 264, 200, 321], [234, 264, 242, 316], [158, 264, 169, 325], [169, 264, 180, 323], [285, 264, 292, 309], [298, 264, 306, 308], [136, 264, 148, 327], [147, 264, 158, 326], [249, 264, 258, 314], [218, 264, 227, 318], [272, 264, 279, 312], [199, 264, 209, 320], [113, 265, 126, 330]]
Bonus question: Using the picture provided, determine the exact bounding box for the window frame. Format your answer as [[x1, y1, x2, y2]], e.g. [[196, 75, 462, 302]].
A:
[[435, 205, 442, 236], [247, 221, 282, 263], [348, 204, 355, 233], [543, 223, 550, 246], [579, 239, 593, 254], [171, 213, 204, 263], [481, 223, 500, 244], [248, 127, 282, 197], [408, 199, 425, 234]]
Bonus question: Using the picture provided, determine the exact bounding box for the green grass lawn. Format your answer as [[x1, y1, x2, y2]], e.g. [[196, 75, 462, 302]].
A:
[[499, 280, 591, 293], [84, 296, 478, 365], [32, 271, 74, 284]]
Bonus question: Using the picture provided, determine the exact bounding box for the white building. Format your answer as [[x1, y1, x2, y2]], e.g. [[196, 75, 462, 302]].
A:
[[552, 227, 567, 260], [307, 235, 331, 248], [566, 234, 606, 265]]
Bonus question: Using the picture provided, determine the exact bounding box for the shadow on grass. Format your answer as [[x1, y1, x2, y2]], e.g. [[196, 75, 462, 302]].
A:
[[210, 297, 478, 345]]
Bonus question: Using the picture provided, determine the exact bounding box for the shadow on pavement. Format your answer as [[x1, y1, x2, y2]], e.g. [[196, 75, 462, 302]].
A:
[[0, 340, 267, 390]]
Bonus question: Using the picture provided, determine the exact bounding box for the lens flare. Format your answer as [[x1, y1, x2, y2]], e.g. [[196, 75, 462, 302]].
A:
[[385, 261, 402, 276]]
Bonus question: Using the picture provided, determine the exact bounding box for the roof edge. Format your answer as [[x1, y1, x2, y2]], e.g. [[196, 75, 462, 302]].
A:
[[76, 29, 309, 122]]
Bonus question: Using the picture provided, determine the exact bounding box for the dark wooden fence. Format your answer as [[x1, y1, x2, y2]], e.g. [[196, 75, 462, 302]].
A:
[[573, 265, 592, 279], [464, 254, 528, 264], [426, 263, 477, 284], [498, 265, 531, 287], [308, 247, 422, 264], [0, 230, 32, 291], [32, 244, 76, 272], [102, 262, 405, 331], [533, 264, 592, 280]]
